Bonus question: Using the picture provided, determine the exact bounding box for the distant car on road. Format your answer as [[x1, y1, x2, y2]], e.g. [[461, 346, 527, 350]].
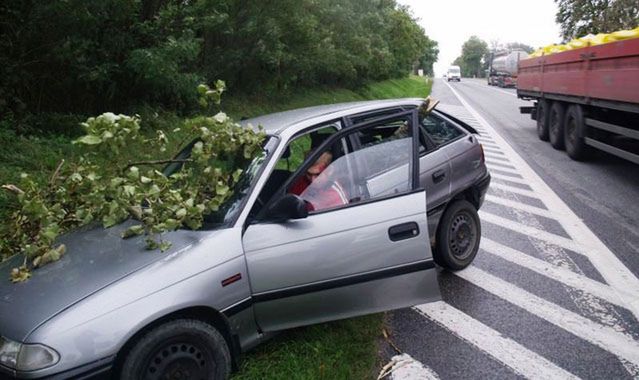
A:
[[0, 99, 489, 380], [447, 65, 462, 81]]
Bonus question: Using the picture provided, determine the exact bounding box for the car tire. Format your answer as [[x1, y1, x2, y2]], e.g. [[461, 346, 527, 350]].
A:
[[434, 200, 481, 271], [536, 100, 550, 141], [564, 104, 591, 160], [120, 319, 231, 380], [549, 101, 566, 150]]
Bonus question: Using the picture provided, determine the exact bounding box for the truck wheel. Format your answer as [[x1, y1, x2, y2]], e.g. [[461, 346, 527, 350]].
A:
[[564, 105, 592, 160], [549, 102, 566, 150], [536, 100, 550, 141], [120, 319, 231, 380], [434, 200, 481, 271]]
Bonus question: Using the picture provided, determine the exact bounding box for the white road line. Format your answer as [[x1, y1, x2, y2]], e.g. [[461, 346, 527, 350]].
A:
[[489, 168, 525, 178], [387, 354, 441, 380], [414, 301, 579, 380], [490, 183, 539, 197], [444, 80, 639, 320], [479, 211, 586, 254], [487, 165, 520, 176], [457, 267, 639, 366], [484, 195, 555, 218], [484, 153, 510, 162], [490, 173, 530, 186], [480, 238, 639, 308], [485, 160, 517, 170], [479, 141, 500, 148], [483, 148, 506, 155]]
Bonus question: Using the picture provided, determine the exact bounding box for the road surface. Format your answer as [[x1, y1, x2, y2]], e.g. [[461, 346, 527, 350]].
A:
[[382, 78, 639, 380]]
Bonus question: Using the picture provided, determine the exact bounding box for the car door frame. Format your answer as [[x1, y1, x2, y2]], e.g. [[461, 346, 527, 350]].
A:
[[241, 108, 440, 332]]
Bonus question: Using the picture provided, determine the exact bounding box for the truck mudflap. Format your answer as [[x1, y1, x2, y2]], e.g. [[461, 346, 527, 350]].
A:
[[519, 106, 537, 120]]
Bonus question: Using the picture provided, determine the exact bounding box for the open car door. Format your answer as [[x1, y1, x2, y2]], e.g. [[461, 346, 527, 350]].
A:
[[242, 109, 441, 332]]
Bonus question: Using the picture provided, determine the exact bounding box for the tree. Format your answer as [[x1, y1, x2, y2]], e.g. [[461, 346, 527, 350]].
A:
[[555, 0, 639, 41], [417, 37, 439, 76], [505, 42, 534, 54], [457, 36, 489, 78]]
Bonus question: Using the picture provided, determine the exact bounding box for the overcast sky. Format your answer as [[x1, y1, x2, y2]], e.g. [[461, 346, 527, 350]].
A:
[[398, 0, 563, 76]]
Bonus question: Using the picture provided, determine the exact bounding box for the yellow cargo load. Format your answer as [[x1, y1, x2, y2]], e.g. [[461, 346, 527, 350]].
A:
[[529, 26, 639, 58]]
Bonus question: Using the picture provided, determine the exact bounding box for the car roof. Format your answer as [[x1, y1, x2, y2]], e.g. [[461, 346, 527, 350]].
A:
[[240, 98, 425, 134]]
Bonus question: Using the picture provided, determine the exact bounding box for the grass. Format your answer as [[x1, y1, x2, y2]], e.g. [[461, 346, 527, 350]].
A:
[[232, 314, 384, 380], [0, 75, 432, 379]]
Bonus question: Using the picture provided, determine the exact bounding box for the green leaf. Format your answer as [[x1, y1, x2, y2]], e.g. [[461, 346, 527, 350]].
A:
[[159, 241, 172, 252], [121, 225, 145, 239], [74, 135, 102, 145]]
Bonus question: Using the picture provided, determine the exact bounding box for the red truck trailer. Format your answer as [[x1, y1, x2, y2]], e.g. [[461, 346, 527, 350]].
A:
[[517, 37, 639, 163]]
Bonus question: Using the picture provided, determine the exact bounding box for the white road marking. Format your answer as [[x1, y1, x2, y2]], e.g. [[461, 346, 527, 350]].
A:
[[486, 161, 519, 172], [484, 195, 555, 219], [489, 173, 530, 185], [489, 183, 539, 198], [444, 80, 639, 320], [480, 238, 639, 308], [483, 153, 510, 162], [457, 266, 639, 366], [479, 210, 585, 253], [485, 160, 517, 170], [386, 354, 441, 380], [414, 301, 580, 380]]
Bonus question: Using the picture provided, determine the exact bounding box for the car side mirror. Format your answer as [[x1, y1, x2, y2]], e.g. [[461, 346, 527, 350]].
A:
[[265, 194, 308, 221]]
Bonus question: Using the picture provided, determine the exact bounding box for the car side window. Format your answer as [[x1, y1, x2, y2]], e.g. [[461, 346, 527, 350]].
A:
[[420, 114, 464, 147], [291, 114, 414, 213], [250, 123, 340, 217]]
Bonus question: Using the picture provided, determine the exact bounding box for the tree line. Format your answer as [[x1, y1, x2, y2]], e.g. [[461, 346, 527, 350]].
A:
[[0, 0, 438, 131]]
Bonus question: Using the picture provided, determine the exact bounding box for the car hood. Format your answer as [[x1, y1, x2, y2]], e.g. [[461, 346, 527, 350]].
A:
[[0, 221, 207, 341]]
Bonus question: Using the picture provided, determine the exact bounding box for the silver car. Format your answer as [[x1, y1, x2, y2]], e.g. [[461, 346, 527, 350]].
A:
[[0, 99, 489, 379]]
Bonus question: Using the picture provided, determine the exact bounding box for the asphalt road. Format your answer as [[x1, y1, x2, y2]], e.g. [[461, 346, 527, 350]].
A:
[[382, 78, 639, 380]]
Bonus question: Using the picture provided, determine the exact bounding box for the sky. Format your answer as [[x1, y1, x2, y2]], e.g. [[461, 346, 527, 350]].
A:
[[398, 0, 563, 76]]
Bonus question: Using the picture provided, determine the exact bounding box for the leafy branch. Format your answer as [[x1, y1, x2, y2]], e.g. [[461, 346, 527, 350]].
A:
[[0, 81, 265, 282]]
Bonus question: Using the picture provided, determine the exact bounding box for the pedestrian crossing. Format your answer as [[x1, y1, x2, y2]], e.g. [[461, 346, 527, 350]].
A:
[[386, 81, 639, 379]]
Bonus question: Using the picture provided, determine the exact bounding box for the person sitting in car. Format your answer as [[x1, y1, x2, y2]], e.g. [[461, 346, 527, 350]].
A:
[[288, 151, 348, 211]]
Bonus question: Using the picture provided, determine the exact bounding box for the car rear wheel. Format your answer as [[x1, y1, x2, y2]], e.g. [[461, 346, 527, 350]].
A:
[[120, 319, 231, 380], [434, 200, 481, 270], [549, 102, 566, 150], [536, 100, 550, 141]]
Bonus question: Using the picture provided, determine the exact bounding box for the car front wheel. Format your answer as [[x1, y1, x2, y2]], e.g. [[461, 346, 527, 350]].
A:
[[120, 319, 231, 380], [434, 200, 481, 270]]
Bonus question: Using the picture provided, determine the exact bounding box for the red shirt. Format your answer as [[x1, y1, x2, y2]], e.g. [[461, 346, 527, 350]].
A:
[[289, 176, 311, 196]]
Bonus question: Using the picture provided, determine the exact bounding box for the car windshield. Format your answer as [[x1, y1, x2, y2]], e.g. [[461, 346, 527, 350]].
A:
[[166, 136, 276, 228], [449, 68, 460, 74]]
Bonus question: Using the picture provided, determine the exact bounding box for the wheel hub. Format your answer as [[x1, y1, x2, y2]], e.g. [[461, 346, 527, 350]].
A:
[[449, 213, 476, 260], [146, 343, 209, 380]]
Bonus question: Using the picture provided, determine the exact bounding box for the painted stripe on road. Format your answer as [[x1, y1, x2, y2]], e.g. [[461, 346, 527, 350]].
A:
[[489, 183, 539, 198], [414, 301, 579, 380], [387, 354, 441, 380], [490, 172, 530, 185], [484, 195, 554, 218], [480, 210, 586, 254], [457, 266, 639, 366], [481, 238, 639, 308], [444, 80, 639, 320]]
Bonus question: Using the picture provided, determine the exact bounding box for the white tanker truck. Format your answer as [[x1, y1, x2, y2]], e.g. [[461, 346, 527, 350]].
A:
[[487, 50, 528, 87]]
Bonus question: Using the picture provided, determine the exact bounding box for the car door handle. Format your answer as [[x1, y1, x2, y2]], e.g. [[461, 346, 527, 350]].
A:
[[388, 222, 420, 242], [432, 170, 446, 183]]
